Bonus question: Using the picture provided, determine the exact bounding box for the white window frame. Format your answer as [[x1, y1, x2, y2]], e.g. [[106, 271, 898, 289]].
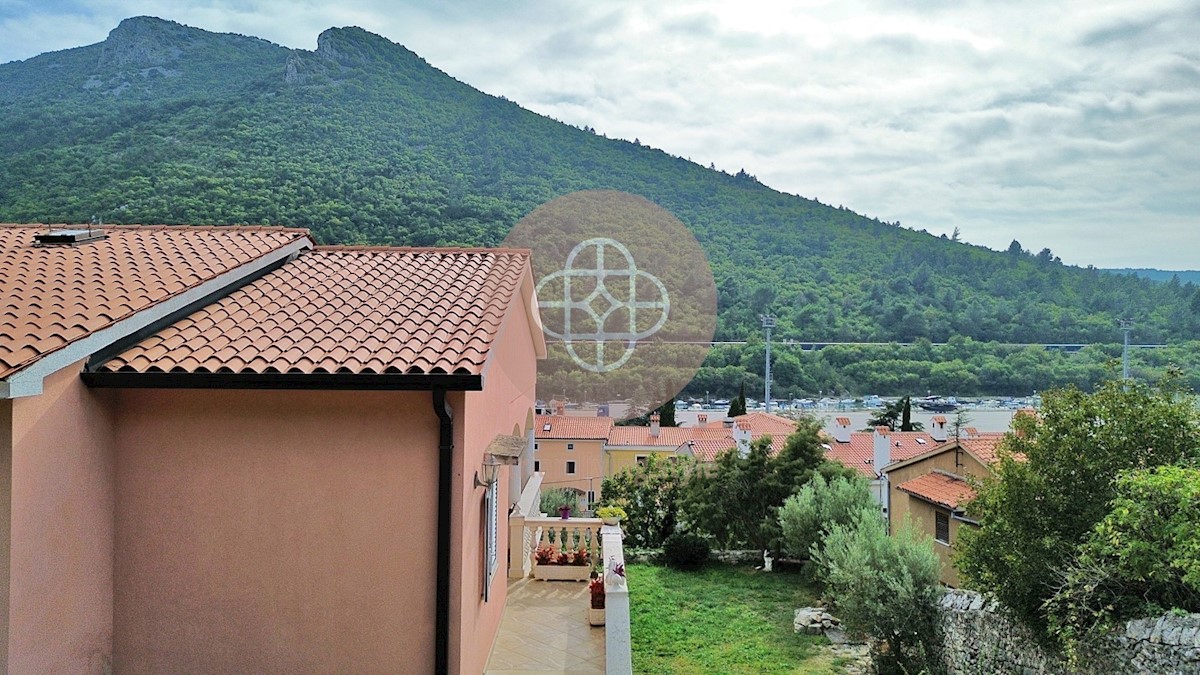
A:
[[567, 443, 575, 450], [483, 478, 499, 600], [566, 460, 576, 475]]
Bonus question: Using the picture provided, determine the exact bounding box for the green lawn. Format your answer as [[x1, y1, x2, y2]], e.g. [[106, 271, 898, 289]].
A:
[[627, 562, 848, 674]]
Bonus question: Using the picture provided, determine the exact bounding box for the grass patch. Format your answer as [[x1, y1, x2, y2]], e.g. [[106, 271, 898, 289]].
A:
[[628, 562, 845, 674]]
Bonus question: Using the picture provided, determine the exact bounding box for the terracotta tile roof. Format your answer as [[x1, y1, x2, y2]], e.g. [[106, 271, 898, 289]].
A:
[[100, 247, 530, 375], [0, 225, 310, 380], [896, 471, 976, 510], [684, 438, 737, 462], [606, 425, 695, 447], [680, 423, 789, 461], [825, 431, 937, 477], [959, 435, 1005, 464], [536, 415, 614, 440], [702, 411, 797, 436]]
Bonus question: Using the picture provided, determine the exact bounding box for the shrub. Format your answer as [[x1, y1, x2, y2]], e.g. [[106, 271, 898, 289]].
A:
[[1046, 465, 1200, 659], [661, 531, 711, 569], [957, 379, 1200, 635], [683, 416, 856, 551], [540, 487, 579, 516], [816, 509, 943, 674], [600, 454, 691, 548], [778, 474, 875, 560]]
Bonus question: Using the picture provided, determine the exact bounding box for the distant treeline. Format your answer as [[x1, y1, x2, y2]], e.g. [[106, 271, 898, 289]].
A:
[[678, 338, 1200, 398], [1102, 268, 1200, 285]]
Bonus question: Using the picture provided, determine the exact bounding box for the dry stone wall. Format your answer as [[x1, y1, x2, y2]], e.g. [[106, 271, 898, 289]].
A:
[[937, 589, 1200, 674]]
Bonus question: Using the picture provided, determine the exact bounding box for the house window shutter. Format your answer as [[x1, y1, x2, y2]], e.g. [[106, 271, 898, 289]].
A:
[[484, 478, 499, 600], [935, 511, 950, 544]]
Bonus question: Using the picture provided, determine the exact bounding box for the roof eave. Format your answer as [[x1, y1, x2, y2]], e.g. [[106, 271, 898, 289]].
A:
[[80, 371, 483, 391]]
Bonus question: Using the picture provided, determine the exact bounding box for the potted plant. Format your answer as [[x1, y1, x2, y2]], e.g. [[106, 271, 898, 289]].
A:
[[532, 545, 593, 581], [595, 505, 627, 526], [558, 503, 572, 520], [588, 576, 605, 626]]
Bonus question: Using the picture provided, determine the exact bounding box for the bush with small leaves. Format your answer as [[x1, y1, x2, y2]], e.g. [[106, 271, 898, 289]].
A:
[[661, 531, 711, 570]]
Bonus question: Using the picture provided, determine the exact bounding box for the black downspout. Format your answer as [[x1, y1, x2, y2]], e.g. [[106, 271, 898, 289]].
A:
[[433, 389, 453, 675]]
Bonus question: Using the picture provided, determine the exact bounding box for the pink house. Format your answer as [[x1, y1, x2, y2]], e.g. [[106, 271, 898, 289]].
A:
[[0, 225, 544, 673]]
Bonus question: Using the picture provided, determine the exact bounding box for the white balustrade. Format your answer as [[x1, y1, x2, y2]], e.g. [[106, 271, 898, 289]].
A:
[[602, 523, 632, 675]]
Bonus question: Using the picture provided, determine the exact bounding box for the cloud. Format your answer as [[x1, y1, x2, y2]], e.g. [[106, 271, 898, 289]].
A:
[[0, 0, 1197, 267]]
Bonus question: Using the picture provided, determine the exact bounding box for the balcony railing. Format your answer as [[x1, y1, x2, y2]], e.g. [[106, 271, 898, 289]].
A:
[[503, 472, 632, 673]]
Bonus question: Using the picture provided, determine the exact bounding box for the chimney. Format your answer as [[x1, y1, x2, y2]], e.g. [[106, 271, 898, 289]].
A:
[[833, 417, 852, 444], [930, 415, 947, 443], [873, 426, 891, 475], [964, 427, 979, 439], [650, 413, 661, 438], [554, 400, 565, 416], [734, 419, 752, 457], [698, 413, 708, 425]]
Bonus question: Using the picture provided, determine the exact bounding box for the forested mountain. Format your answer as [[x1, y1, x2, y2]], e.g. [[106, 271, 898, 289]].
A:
[[3, 17, 1198, 394]]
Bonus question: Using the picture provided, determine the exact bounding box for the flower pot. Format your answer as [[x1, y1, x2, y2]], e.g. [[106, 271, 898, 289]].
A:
[[588, 607, 605, 626], [533, 564, 591, 581], [559, 507, 571, 520], [601, 517, 620, 526]]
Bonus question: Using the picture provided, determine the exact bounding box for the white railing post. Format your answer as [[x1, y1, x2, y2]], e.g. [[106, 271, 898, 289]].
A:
[[602, 523, 632, 675], [509, 472, 544, 579]]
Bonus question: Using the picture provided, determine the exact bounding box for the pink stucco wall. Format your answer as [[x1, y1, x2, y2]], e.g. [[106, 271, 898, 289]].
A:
[[8, 362, 115, 673], [112, 388, 440, 673], [0, 397, 11, 667], [451, 286, 540, 675]]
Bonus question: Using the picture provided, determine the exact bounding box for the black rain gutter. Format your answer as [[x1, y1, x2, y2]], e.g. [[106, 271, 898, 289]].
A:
[[81, 371, 482, 391], [432, 388, 453, 675]]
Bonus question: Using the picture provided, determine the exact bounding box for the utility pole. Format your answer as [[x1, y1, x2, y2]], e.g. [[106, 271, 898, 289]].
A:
[[1119, 318, 1134, 381], [761, 314, 776, 413]]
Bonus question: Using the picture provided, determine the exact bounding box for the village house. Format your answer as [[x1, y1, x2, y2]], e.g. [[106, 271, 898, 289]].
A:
[[823, 416, 937, 508], [534, 405, 613, 508], [881, 417, 1006, 586], [0, 225, 544, 674]]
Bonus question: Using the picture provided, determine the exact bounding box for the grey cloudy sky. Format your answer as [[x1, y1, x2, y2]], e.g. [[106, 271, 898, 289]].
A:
[[2, 1, 1198, 269]]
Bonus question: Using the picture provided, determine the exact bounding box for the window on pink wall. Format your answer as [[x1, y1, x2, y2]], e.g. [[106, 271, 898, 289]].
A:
[[566, 461, 576, 474]]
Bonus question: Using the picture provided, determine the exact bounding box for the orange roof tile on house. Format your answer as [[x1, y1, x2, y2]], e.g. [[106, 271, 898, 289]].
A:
[[535, 414, 614, 440], [1, 224, 311, 395], [683, 438, 738, 462], [95, 247, 534, 378], [896, 471, 976, 510], [825, 430, 937, 477], [958, 434, 1007, 464], [606, 425, 695, 447]]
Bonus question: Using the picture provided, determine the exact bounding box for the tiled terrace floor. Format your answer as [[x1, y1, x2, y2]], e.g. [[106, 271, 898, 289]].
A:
[[485, 577, 605, 674]]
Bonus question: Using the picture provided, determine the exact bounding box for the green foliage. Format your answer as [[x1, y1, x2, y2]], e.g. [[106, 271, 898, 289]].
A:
[[865, 396, 923, 431], [595, 505, 627, 521], [728, 382, 747, 417], [628, 563, 835, 674], [616, 398, 678, 427], [1046, 465, 1200, 656], [778, 474, 876, 560], [661, 531, 712, 569], [684, 417, 854, 551], [599, 454, 692, 548], [540, 487, 580, 516], [956, 379, 1200, 635], [816, 511, 943, 674]]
